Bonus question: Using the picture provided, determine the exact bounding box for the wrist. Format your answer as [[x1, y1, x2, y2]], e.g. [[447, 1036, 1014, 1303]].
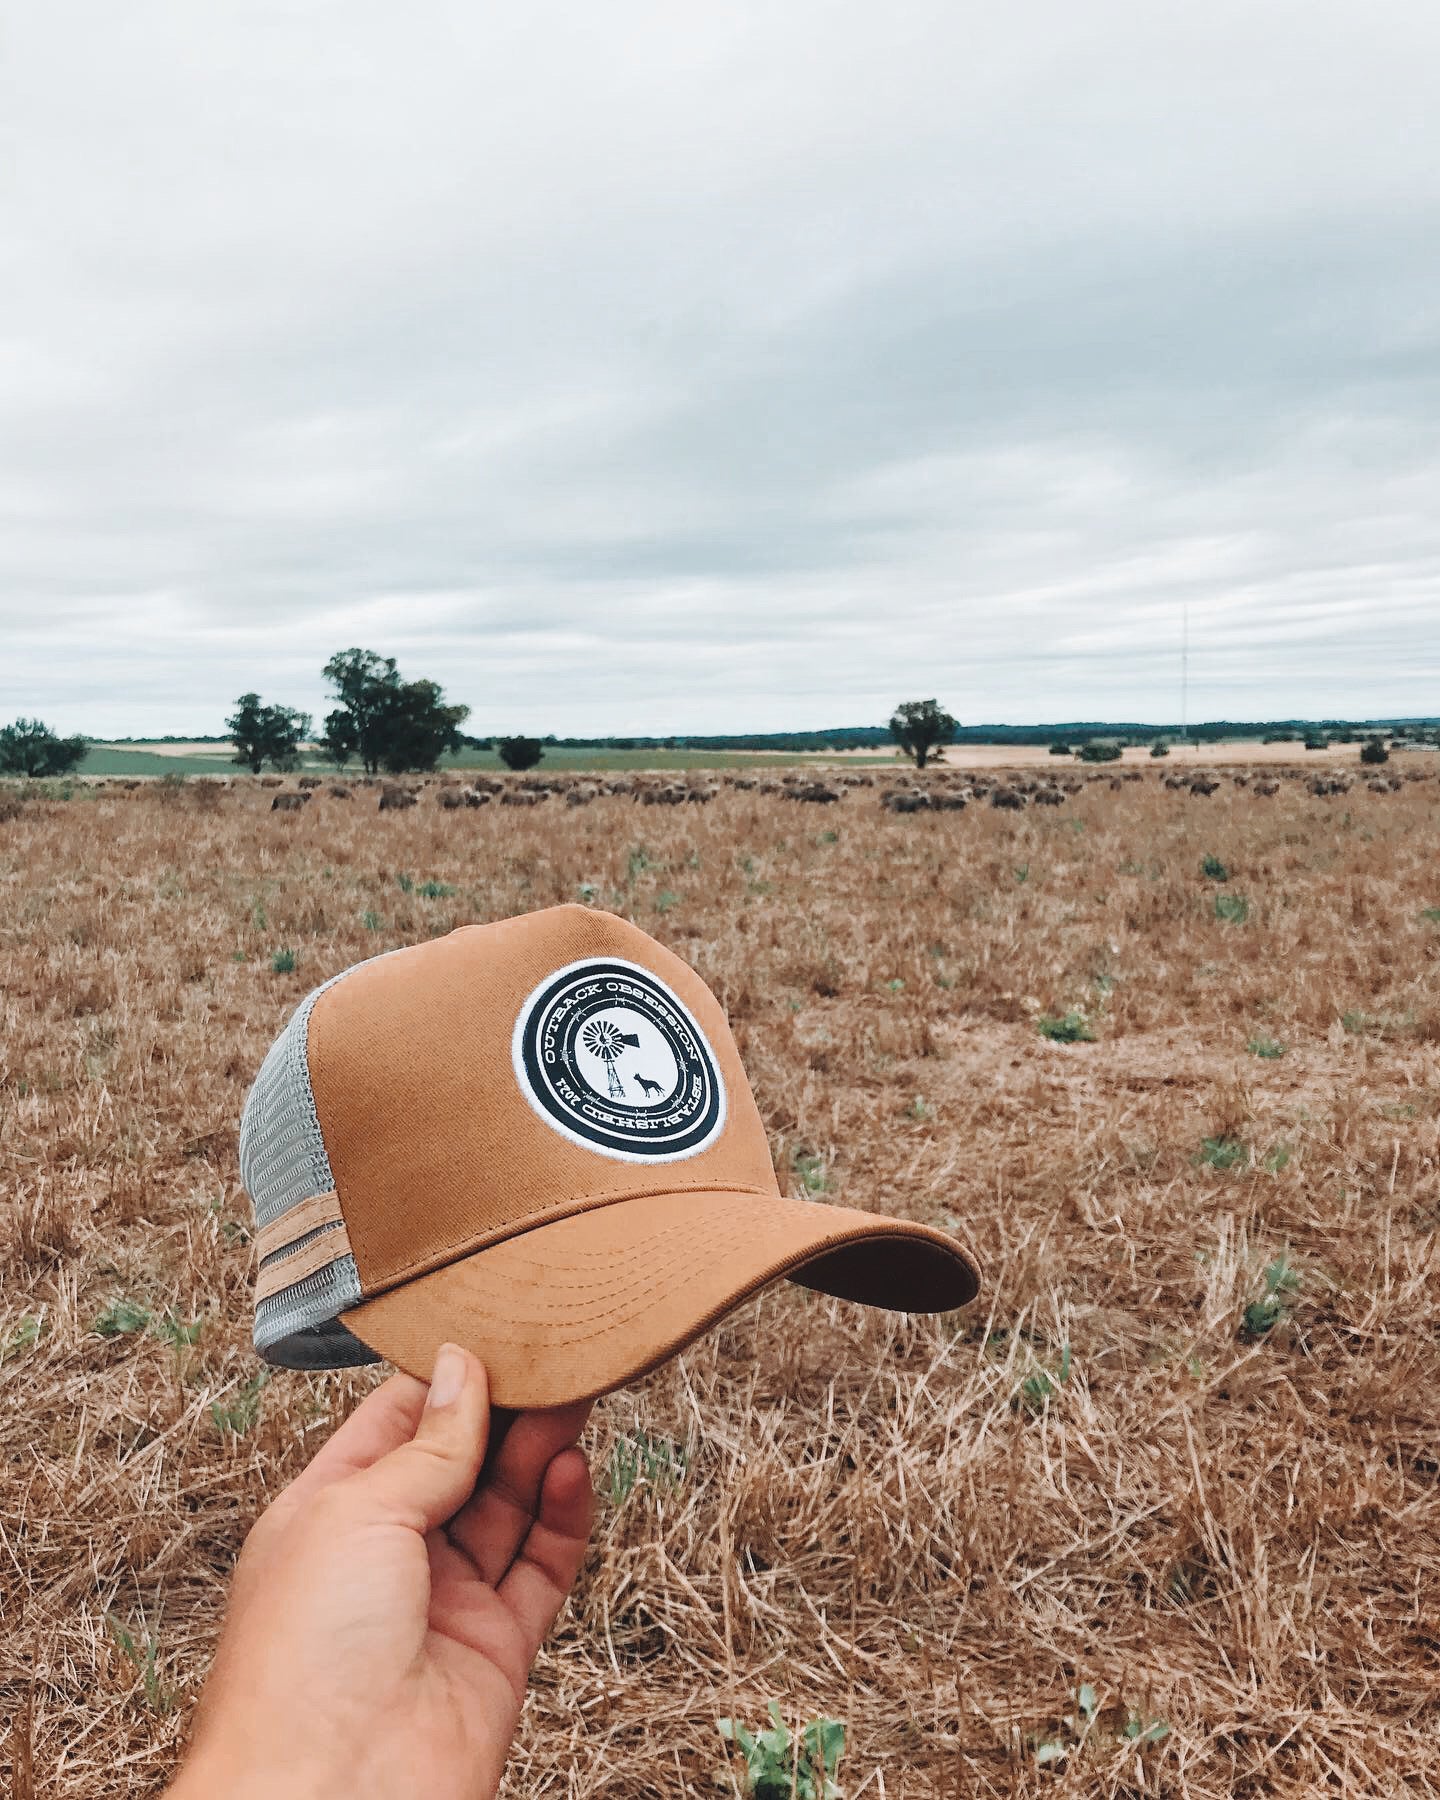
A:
[[167, 1744, 352, 1800]]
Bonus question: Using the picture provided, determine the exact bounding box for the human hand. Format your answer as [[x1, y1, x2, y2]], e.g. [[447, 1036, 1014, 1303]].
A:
[[169, 1346, 592, 1800]]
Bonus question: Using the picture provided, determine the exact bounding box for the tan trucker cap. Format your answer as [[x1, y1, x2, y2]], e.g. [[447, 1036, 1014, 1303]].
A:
[[239, 903, 979, 1407]]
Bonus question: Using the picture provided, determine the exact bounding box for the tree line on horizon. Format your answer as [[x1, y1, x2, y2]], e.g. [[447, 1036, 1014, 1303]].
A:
[[2, 653, 1437, 779]]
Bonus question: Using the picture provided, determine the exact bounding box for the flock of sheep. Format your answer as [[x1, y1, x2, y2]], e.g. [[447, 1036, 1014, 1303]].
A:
[[92, 756, 1436, 816]]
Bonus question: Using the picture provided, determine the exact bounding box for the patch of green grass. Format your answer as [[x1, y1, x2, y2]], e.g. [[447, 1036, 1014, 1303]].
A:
[[361, 909, 384, 931], [1213, 893, 1249, 924], [627, 846, 653, 881], [82, 745, 236, 777], [607, 1429, 688, 1505], [717, 1704, 844, 1800], [654, 889, 681, 914], [1247, 1035, 1286, 1059], [1017, 1343, 1072, 1414], [1263, 1142, 1292, 1175], [95, 1298, 152, 1338], [1033, 1682, 1169, 1769], [1241, 1253, 1300, 1340], [211, 1370, 269, 1436], [1, 1314, 43, 1362], [884, 977, 905, 991], [1197, 1135, 1248, 1172], [792, 1150, 830, 1193], [395, 871, 415, 893], [270, 948, 296, 974], [908, 1096, 931, 1121], [107, 1619, 177, 1715], [1037, 1011, 1094, 1043], [417, 880, 457, 899], [1201, 853, 1230, 881], [1419, 908, 1440, 924]]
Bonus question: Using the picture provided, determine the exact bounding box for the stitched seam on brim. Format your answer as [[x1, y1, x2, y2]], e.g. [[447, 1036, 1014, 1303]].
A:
[[354, 1179, 780, 1300]]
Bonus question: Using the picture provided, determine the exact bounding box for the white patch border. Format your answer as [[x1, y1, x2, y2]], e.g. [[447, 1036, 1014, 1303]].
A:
[[510, 955, 728, 1164]]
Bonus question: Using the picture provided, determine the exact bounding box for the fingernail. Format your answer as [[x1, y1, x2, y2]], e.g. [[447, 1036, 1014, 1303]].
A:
[[426, 1344, 465, 1410]]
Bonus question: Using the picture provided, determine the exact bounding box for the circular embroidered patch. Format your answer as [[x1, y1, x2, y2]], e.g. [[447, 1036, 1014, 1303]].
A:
[[511, 957, 727, 1161]]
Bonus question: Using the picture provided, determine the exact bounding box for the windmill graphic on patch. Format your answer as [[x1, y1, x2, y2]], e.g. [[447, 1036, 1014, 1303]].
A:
[[580, 1017, 643, 1100]]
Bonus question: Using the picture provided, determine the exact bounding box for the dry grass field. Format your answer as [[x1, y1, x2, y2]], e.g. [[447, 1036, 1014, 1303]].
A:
[[2, 766, 1438, 1797]]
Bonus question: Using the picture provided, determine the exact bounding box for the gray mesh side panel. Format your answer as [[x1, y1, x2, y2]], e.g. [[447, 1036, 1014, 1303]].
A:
[[239, 958, 392, 1369], [239, 973, 347, 1230], [254, 1254, 372, 1363]]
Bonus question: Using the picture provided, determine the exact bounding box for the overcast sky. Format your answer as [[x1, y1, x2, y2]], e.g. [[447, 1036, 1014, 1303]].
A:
[[3, 1, 1438, 737]]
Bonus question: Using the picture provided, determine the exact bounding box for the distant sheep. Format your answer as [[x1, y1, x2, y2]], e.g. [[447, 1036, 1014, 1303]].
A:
[[990, 787, 1025, 810], [378, 786, 418, 812], [882, 791, 930, 814], [270, 792, 310, 812]]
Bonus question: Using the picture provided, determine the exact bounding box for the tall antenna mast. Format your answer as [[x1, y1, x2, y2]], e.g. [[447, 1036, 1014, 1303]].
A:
[[1180, 599, 1189, 748]]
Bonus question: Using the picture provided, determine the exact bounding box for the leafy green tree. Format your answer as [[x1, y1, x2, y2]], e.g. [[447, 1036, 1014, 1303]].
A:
[[497, 736, 544, 771], [226, 693, 312, 774], [320, 649, 404, 775], [1360, 736, 1389, 766], [320, 707, 359, 769], [320, 649, 469, 775], [889, 699, 957, 770], [378, 679, 470, 774], [1079, 741, 1123, 763], [0, 718, 88, 777]]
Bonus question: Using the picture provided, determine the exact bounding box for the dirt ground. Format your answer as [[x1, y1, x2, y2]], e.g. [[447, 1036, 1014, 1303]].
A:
[[2, 769, 1437, 1797]]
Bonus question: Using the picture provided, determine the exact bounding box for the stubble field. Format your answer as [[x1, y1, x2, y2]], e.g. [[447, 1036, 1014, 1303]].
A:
[[2, 767, 1438, 1797]]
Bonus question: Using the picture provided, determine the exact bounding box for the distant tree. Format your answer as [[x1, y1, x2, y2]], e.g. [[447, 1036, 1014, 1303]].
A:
[[378, 679, 470, 774], [1303, 734, 1329, 751], [0, 717, 87, 778], [226, 693, 312, 774], [321, 649, 404, 775], [320, 649, 469, 775], [1150, 739, 1170, 758], [320, 707, 359, 769], [1048, 741, 1072, 756], [1360, 736, 1389, 765], [889, 699, 957, 771], [1078, 741, 1123, 763], [497, 736, 544, 772]]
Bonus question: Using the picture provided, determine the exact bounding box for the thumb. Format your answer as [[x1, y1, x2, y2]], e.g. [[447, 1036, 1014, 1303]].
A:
[[347, 1344, 491, 1532]]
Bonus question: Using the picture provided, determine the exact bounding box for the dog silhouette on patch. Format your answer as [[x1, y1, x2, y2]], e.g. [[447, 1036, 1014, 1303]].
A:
[[632, 1074, 666, 1101]]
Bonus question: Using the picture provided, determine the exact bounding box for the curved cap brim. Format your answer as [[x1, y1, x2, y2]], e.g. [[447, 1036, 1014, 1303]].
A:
[[340, 1188, 979, 1408]]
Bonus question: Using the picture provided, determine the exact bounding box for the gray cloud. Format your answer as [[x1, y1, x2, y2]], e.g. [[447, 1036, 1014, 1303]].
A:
[[2, 1, 1438, 735]]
